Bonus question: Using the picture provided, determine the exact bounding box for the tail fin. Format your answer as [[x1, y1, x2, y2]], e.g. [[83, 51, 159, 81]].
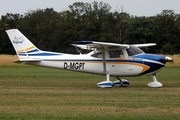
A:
[[6, 29, 40, 59]]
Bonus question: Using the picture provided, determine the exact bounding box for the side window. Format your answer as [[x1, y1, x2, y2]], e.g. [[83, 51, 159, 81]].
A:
[[109, 50, 124, 58], [91, 52, 102, 58]]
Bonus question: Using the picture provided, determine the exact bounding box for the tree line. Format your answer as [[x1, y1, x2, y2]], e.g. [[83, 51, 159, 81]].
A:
[[0, 1, 180, 54]]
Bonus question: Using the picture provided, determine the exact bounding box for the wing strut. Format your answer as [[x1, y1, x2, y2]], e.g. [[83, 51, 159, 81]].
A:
[[102, 47, 107, 75], [97, 47, 114, 88]]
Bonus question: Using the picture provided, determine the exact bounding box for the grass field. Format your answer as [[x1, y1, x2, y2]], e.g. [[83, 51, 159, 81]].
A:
[[0, 55, 180, 120]]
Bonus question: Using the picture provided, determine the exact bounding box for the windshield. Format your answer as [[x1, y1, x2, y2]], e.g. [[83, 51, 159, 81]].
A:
[[127, 46, 144, 56]]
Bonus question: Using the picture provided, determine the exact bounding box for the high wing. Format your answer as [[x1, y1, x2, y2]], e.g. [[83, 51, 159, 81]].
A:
[[71, 41, 129, 50], [71, 41, 156, 50]]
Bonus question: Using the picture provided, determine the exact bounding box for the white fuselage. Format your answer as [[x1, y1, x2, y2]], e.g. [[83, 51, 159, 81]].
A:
[[26, 52, 146, 77]]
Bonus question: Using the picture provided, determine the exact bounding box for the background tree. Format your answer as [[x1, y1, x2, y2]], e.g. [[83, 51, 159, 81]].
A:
[[0, 1, 180, 54], [154, 10, 180, 54], [0, 13, 23, 54], [110, 9, 130, 43], [18, 8, 61, 51], [68, 1, 112, 42]]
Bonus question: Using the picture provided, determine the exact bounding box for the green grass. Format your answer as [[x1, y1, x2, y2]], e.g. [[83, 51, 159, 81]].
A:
[[0, 66, 180, 120]]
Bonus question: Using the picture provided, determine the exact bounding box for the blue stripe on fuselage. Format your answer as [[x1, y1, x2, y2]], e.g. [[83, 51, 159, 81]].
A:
[[18, 53, 27, 56], [27, 53, 61, 56], [132, 54, 166, 64]]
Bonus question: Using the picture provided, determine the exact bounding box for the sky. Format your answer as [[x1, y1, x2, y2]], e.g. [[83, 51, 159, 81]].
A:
[[0, 0, 180, 17]]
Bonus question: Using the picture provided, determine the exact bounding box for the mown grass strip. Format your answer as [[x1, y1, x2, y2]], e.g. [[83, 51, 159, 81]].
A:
[[0, 67, 179, 120], [0, 55, 180, 119]]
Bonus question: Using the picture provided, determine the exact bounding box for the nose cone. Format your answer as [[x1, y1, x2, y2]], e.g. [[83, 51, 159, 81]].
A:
[[165, 56, 172, 62]]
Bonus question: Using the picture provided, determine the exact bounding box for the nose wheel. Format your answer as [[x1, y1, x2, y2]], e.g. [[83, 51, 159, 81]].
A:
[[148, 74, 162, 88]]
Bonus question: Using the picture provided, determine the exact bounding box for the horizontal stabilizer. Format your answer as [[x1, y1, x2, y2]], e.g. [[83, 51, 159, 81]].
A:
[[14, 58, 41, 63]]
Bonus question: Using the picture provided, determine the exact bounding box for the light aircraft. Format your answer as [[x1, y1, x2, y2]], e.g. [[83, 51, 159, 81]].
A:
[[6, 29, 172, 88]]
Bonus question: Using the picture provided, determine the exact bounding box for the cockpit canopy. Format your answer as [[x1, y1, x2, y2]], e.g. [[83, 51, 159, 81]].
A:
[[91, 45, 144, 58]]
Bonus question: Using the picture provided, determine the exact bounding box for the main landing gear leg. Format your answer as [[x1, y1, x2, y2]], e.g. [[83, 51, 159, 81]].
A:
[[97, 73, 114, 88], [115, 77, 123, 86], [113, 77, 130, 87], [147, 74, 163, 88]]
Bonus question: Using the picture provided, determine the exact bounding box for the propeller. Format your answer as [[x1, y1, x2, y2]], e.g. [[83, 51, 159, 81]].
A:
[[165, 56, 175, 64], [165, 56, 173, 62]]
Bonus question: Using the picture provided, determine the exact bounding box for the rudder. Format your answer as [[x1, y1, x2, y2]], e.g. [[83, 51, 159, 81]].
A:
[[6, 29, 40, 59]]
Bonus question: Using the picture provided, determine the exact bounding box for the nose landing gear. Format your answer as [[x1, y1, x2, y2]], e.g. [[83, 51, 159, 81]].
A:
[[148, 74, 162, 88]]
